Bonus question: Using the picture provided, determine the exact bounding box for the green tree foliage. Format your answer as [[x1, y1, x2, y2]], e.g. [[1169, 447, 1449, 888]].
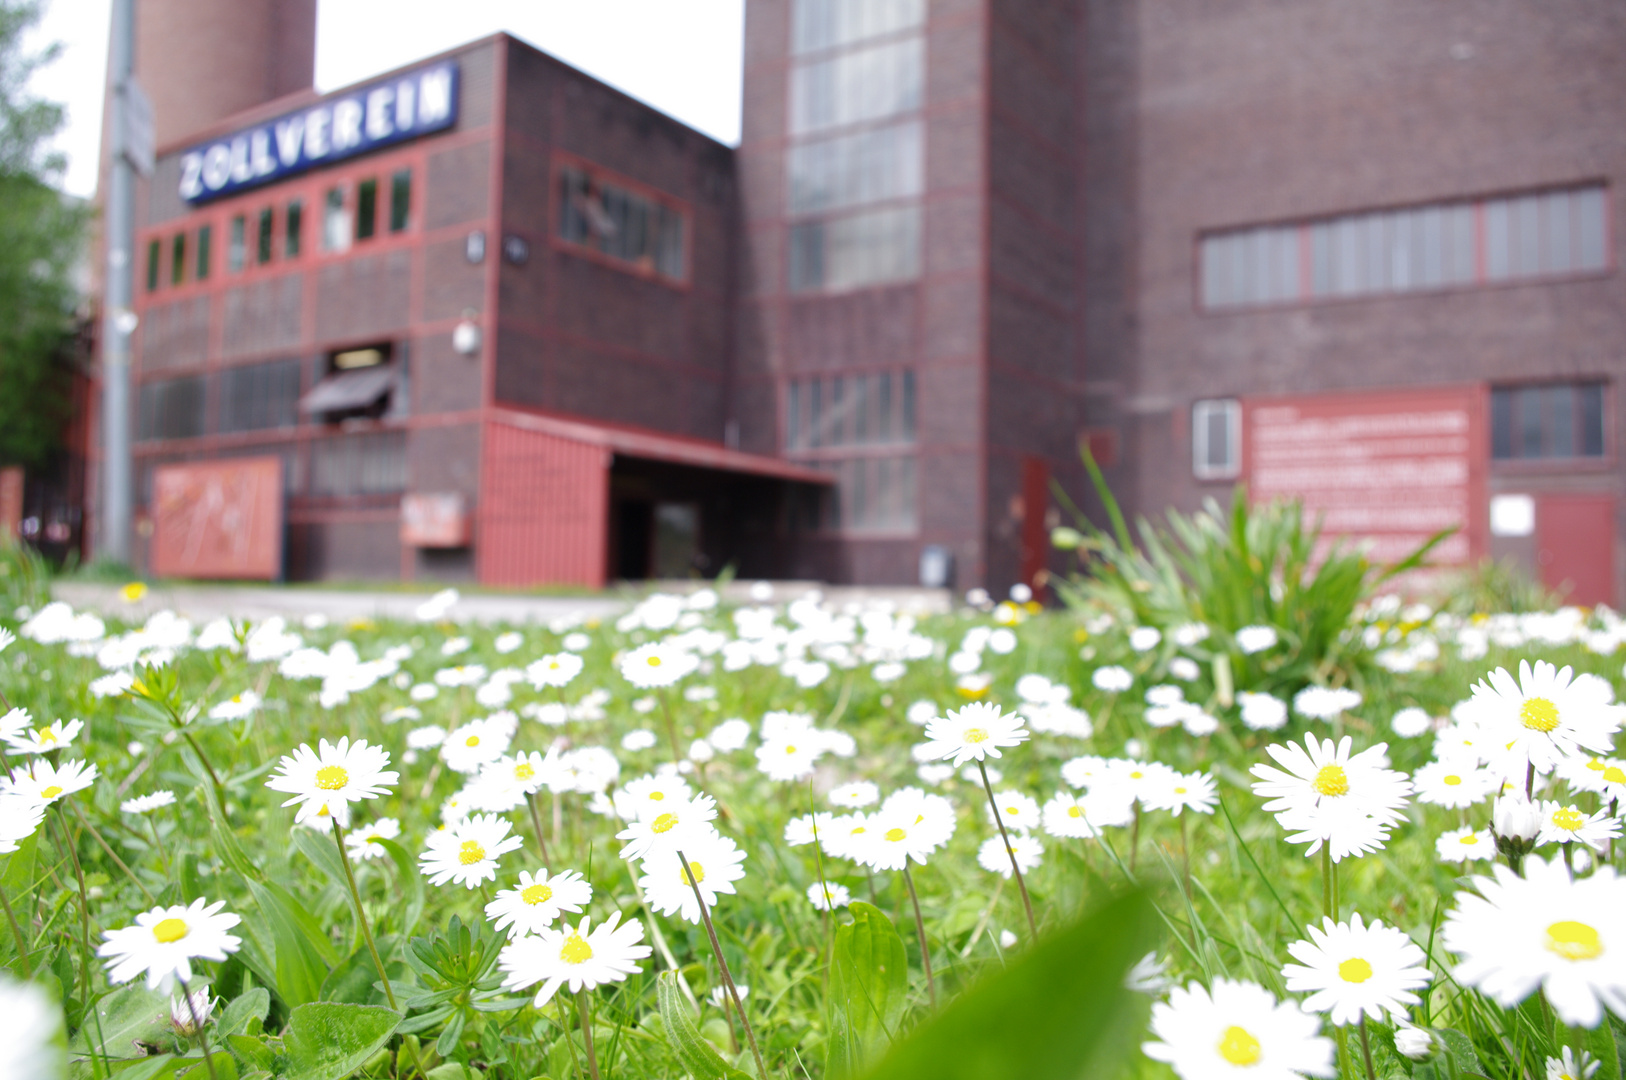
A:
[[0, 0, 88, 468]]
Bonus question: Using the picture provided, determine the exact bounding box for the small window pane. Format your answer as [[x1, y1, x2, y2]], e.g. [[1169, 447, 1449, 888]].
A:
[[257, 207, 274, 264], [146, 239, 160, 292], [1576, 187, 1608, 271], [356, 178, 378, 241], [228, 216, 246, 273], [390, 169, 411, 232], [1517, 387, 1544, 458], [170, 233, 186, 286], [1580, 384, 1605, 456], [196, 225, 212, 279], [286, 199, 303, 258], [323, 187, 349, 251], [1490, 388, 1514, 459]]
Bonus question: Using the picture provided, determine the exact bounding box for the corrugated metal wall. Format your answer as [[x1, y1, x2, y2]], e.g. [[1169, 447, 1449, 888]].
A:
[[478, 423, 609, 587]]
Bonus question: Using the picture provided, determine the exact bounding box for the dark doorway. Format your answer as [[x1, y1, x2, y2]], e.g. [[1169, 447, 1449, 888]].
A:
[[613, 499, 654, 580]]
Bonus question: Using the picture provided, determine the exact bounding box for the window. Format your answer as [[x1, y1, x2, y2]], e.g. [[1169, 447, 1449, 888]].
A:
[[556, 165, 687, 281], [787, 121, 923, 215], [793, 0, 924, 54], [1491, 382, 1606, 461], [1201, 182, 1609, 310], [145, 239, 160, 292], [323, 187, 350, 251], [356, 178, 378, 241], [790, 205, 920, 292], [228, 215, 246, 272], [390, 169, 411, 233], [257, 207, 274, 265], [219, 358, 302, 433], [196, 225, 212, 279], [137, 376, 206, 441], [310, 431, 407, 495], [285, 199, 303, 258], [790, 36, 923, 134], [1192, 399, 1242, 480], [785, 369, 915, 450], [170, 233, 186, 286]]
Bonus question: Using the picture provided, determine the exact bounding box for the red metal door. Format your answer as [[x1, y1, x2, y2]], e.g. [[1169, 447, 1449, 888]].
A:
[[1536, 495, 1615, 607], [478, 423, 610, 588]]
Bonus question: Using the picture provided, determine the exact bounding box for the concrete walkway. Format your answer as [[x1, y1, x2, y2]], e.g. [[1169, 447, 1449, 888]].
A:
[[52, 580, 953, 626]]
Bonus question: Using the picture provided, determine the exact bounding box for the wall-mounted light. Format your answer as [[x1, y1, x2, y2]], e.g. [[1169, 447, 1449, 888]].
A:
[[452, 312, 481, 357]]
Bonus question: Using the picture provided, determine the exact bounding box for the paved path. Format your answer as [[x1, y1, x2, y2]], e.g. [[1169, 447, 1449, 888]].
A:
[[53, 580, 952, 626]]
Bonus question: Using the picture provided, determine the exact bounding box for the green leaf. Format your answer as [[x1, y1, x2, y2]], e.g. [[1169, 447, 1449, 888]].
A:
[[826, 902, 908, 1080], [217, 988, 271, 1039], [1435, 1029, 1483, 1076], [279, 1002, 402, 1080], [656, 971, 751, 1080], [291, 827, 351, 895], [1585, 1021, 1619, 1080], [243, 880, 340, 1010], [103, 1053, 180, 1080], [853, 888, 1157, 1080], [320, 939, 395, 1006], [227, 1035, 275, 1073], [196, 778, 260, 885], [69, 984, 170, 1060], [370, 837, 426, 938]]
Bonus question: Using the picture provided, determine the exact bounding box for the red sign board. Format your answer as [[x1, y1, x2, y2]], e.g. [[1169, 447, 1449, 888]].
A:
[[150, 458, 283, 580], [402, 493, 470, 548], [1244, 385, 1485, 570]]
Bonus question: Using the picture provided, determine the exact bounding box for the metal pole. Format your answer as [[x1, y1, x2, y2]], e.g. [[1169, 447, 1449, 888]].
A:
[[100, 0, 135, 564]]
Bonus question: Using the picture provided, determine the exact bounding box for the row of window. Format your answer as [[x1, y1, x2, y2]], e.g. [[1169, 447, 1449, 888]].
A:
[[792, 0, 923, 55], [141, 431, 406, 506], [557, 166, 687, 282], [145, 168, 413, 292], [1190, 381, 1610, 479], [1201, 183, 1609, 310], [785, 369, 917, 451]]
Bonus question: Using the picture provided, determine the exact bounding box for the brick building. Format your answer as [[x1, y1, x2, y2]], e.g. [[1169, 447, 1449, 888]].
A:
[[103, 0, 1626, 601]]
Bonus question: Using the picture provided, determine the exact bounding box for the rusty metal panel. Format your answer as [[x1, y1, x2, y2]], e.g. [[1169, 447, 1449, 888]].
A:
[[0, 467, 21, 540], [478, 423, 608, 587], [1244, 385, 1487, 573], [150, 457, 284, 580], [402, 493, 471, 548]]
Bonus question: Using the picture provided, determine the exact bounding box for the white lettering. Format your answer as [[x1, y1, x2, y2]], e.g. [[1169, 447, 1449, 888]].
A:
[[417, 67, 452, 125], [274, 116, 305, 165], [366, 87, 394, 140], [332, 98, 364, 151], [250, 129, 276, 176], [179, 152, 204, 199], [201, 144, 231, 190], [395, 80, 416, 131], [305, 107, 331, 158], [228, 136, 252, 182]]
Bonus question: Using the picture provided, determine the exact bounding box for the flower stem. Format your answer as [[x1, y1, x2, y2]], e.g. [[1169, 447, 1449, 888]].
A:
[[1357, 1016, 1377, 1080], [71, 802, 155, 904], [176, 979, 219, 1080], [329, 820, 398, 1009], [1130, 803, 1142, 874], [52, 806, 104, 1080], [976, 759, 1036, 935], [577, 989, 601, 1080], [659, 689, 683, 762], [555, 995, 584, 1080], [1321, 846, 1333, 919], [901, 865, 936, 1008], [180, 730, 226, 801], [527, 792, 552, 865], [0, 882, 31, 977], [677, 848, 767, 1079]]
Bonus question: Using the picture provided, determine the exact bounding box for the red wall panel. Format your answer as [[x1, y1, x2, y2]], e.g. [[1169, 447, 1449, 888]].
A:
[[1537, 495, 1615, 607], [478, 423, 609, 587]]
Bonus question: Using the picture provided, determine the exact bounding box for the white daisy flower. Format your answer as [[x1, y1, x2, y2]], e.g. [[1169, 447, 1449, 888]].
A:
[[1128, 627, 1162, 652], [407, 725, 448, 749], [2, 717, 82, 755], [918, 702, 1028, 768], [808, 881, 850, 910], [619, 641, 700, 689], [1435, 826, 1495, 863], [1059, 754, 1109, 789], [169, 984, 214, 1035], [2, 758, 98, 807], [755, 736, 825, 782], [1041, 789, 1131, 839], [343, 817, 401, 861], [1443, 854, 1626, 1027], [1235, 625, 1280, 654], [434, 664, 488, 688], [1391, 707, 1434, 738], [485, 867, 592, 937], [440, 716, 513, 774], [1238, 691, 1290, 731], [640, 831, 749, 923], [0, 974, 62, 1078], [1412, 760, 1496, 809], [264, 737, 397, 828], [615, 794, 719, 862], [828, 781, 879, 809], [857, 799, 954, 872], [1282, 913, 1432, 1026], [419, 813, 524, 888], [1463, 660, 1623, 780], [497, 913, 651, 1007], [0, 707, 29, 741], [1172, 622, 1211, 648], [1143, 978, 1335, 1077], [91, 671, 136, 698], [494, 631, 524, 654], [620, 729, 658, 752], [1100, 758, 1177, 807], [1393, 1023, 1435, 1060], [1092, 666, 1133, 693], [207, 690, 261, 722], [121, 790, 177, 815], [527, 652, 584, 689], [1536, 801, 1620, 852], [1556, 754, 1621, 795], [818, 813, 873, 862], [409, 683, 439, 701], [1293, 685, 1363, 721], [984, 790, 1041, 833], [1546, 1047, 1601, 1080], [471, 751, 559, 812], [98, 898, 243, 991], [709, 719, 752, 752], [976, 833, 1043, 878], [613, 773, 695, 822], [0, 797, 45, 853], [1142, 770, 1218, 817], [0, 627, 13, 654], [562, 632, 592, 651], [1250, 735, 1412, 862]]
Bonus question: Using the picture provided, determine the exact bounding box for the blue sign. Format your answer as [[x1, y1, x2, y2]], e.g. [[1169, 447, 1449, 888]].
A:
[[178, 60, 460, 204]]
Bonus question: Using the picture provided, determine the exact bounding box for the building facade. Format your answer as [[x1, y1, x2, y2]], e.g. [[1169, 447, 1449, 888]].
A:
[[102, 0, 1626, 601]]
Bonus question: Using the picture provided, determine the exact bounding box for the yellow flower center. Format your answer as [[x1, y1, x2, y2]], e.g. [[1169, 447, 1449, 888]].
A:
[[522, 883, 554, 905], [649, 791, 665, 801], [1604, 766, 1626, 784], [1552, 808, 1585, 832], [850, 825, 867, 835], [1130, 770, 1144, 780], [1459, 833, 1479, 845], [680, 861, 706, 885], [152, 918, 189, 943], [785, 745, 798, 754], [37, 729, 57, 744], [1585, 758, 1605, 772], [1313, 765, 1349, 797], [647, 656, 662, 667], [1546, 920, 1603, 961], [1521, 697, 1560, 732], [885, 827, 907, 842], [1443, 774, 1462, 786], [560, 933, 593, 964], [964, 728, 989, 744], [40, 785, 62, 799], [1217, 1025, 1262, 1065], [1067, 806, 1082, 818], [458, 840, 487, 865], [652, 813, 678, 833], [1174, 786, 1188, 795], [1338, 957, 1374, 983], [465, 735, 480, 747], [315, 765, 349, 790], [514, 763, 536, 780], [1005, 806, 1020, 815]]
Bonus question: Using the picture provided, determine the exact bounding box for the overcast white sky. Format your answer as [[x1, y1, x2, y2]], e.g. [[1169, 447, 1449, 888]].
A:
[[26, 0, 746, 199]]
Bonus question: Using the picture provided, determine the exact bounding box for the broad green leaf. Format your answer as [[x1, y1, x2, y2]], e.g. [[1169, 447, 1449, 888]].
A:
[[320, 939, 396, 1006], [69, 984, 170, 1060], [244, 880, 340, 1010], [656, 971, 751, 1080], [2, 830, 38, 893], [1436, 1029, 1483, 1076], [370, 837, 425, 938], [826, 902, 907, 1080], [290, 827, 351, 897], [227, 1035, 275, 1073], [197, 782, 260, 884], [425, 1065, 482, 1080], [1585, 1019, 1620, 1080], [853, 888, 1157, 1080], [104, 1053, 180, 1080], [217, 988, 271, 1039], [279, 1002, 402, 1080]]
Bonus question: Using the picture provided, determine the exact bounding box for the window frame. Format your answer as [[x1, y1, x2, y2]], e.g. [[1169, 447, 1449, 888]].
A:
[[1488, 379, 1613, 471], [549, 152, 693, 288], [1191, 398, 1243, 481]]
